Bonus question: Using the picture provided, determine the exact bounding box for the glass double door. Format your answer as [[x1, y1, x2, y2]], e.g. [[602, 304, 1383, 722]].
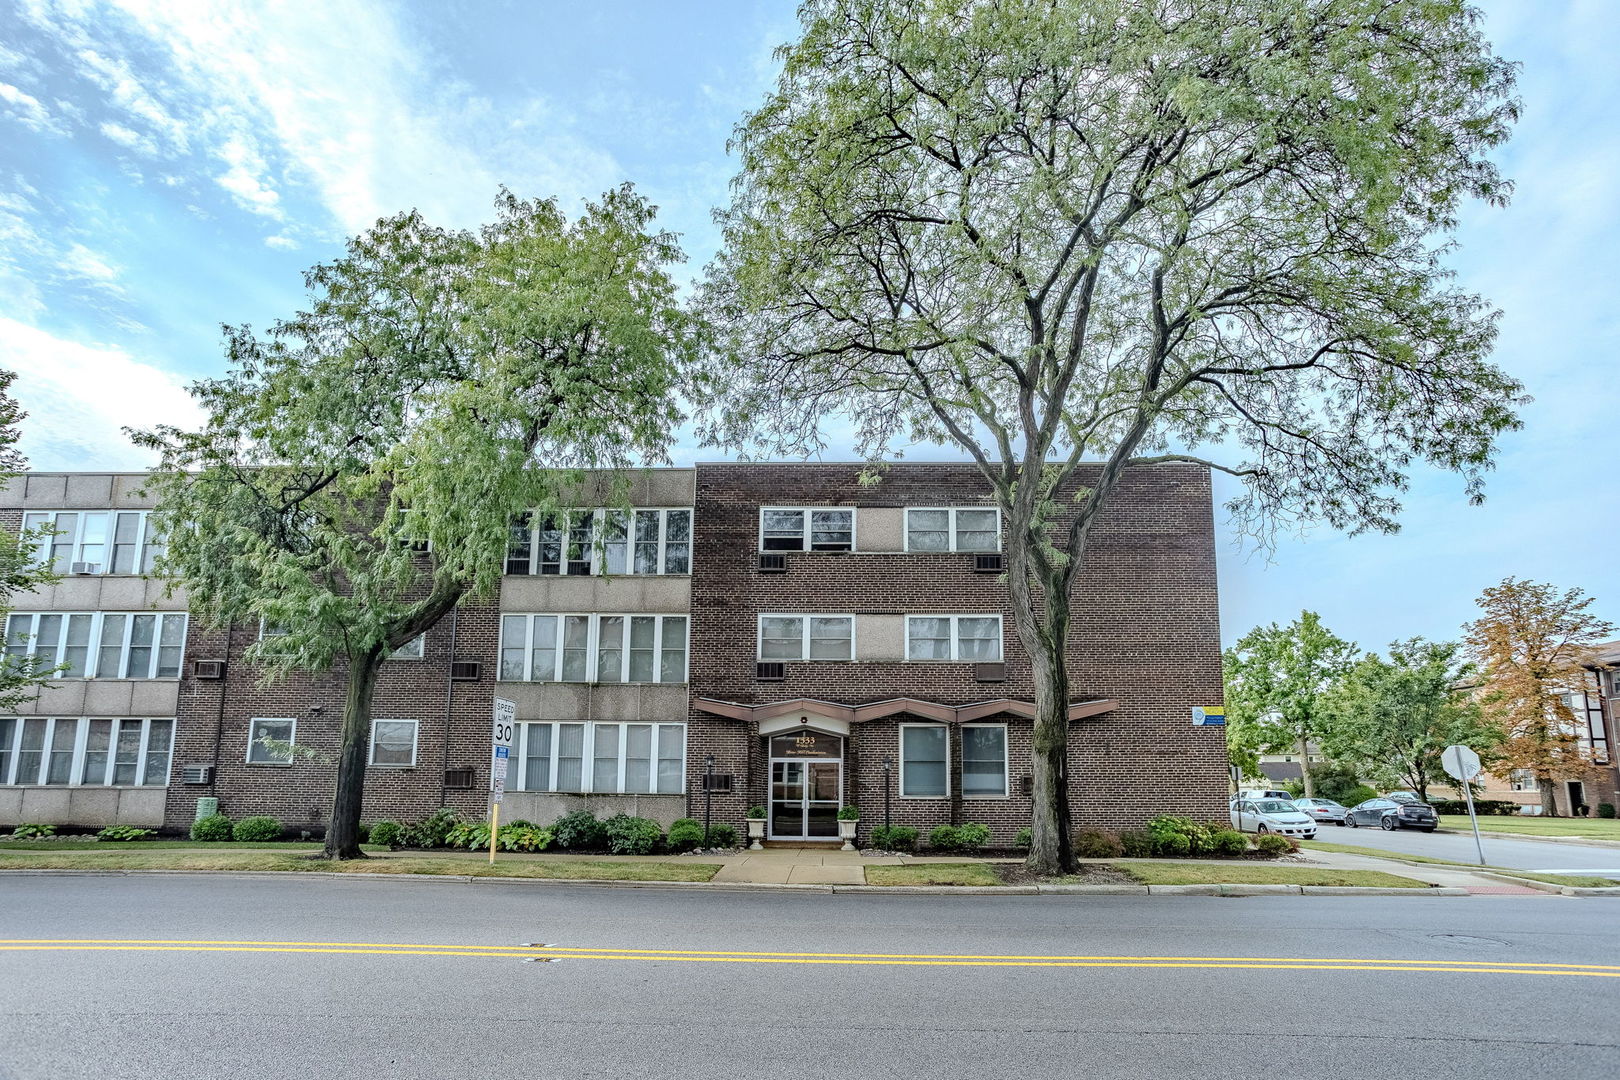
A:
[[770, 759, 841, 840]]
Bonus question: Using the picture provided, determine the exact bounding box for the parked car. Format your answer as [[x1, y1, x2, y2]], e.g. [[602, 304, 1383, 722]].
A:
[[1234, 788, 1295, 803], [1344, 798, 1438, 831], [1292, 797, 1348, 825], [1230, 799, 1318, 839], [1383, 791, 1423, 805]]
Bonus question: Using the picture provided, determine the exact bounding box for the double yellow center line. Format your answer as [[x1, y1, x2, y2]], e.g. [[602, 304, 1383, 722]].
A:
[[2, 939, 1616, 978]]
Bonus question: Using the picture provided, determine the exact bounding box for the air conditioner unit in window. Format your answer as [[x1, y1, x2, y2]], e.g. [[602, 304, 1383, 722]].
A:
[[758, 553, 787, 572], [703, 773, 733, 793], [193, 659, 225, 680], [70, 561, 102, 575], [973, 553, 1004, 573], [449, 661, 481, 681], [756, 661, 786, 681], [181, 765, 214, 785], [973, 662, 1006, 683], [443, 768, 475, 790]]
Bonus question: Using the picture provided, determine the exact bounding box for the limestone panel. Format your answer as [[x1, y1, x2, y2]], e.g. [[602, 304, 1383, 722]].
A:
[[63, 474, 117, 508], [856, 506, 905, 552], [855, 614, 907, 661], [112, 475, 158, 508], [114, 787, 168, 825], [29, 681, 87, 715], [0, 788, 22, 823], [129, 680, 181, 715], [48, 577, 105, 609], [83, 680, 135, 715], [21, 474, 68, 506], [493, 682, 687, 722], [99, 577, 147, 609], [498, 574, 690, 613], [18, 787, 71, 822]]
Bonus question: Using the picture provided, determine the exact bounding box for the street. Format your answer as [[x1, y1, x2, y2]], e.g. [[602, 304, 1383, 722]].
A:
[[1319, 824, 1620, 878], [2, 875, 1617, 1080]]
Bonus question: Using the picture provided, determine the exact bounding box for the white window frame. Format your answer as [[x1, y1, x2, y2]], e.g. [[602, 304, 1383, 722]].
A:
[[388, 634, 426, 660], [246, 717, 297, 766], [756, 614, 855, 661], [510, 720, 685, 794], [903, 507, 1002, 552], [4, 611, 187, 679], [505, 507, 694, 577], [898, 722, 950, 799], [497, 614, 689, 684], [904, 614, 1003, 662], [960, 723, 1009, 799], [368, 718, 419, 768], [0, 716, 173, 786], [21, 509, 166, 575], [757, 507, 855, 552]]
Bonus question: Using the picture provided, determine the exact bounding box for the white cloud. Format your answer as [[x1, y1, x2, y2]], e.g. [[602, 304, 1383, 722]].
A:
[[0, 80, 64, 134], [0, 316, 203, 470], [99, 119, 156, 155], [213, 137, 282, 219], [262, 233, 298, 250]]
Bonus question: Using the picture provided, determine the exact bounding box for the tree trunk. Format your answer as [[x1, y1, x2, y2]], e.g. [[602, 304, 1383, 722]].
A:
[[1013, 557, 1075, 876], [322, 649, 383, 859], [1538, 772, 1558, 817], [1298, 734, 1315, 798]]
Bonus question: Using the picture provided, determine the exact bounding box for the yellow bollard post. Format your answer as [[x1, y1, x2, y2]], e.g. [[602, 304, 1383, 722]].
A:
[[488, 801, 500, 865]]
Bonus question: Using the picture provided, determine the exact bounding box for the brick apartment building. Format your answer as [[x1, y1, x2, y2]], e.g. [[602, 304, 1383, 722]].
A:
[[1, 463, 1228, 844]]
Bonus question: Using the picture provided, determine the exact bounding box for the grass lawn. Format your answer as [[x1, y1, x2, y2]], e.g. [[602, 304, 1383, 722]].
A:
[[1300, 840, 1462, 866], [0, 841, 388, 852], [866, 863, 1004, 887], [1120, 862, 1427, 888], [1436, 815, 1620, 840], [1299, 840, 1619, 889], [0, 848, 720, 882], [1476, 869, 1619, 889]]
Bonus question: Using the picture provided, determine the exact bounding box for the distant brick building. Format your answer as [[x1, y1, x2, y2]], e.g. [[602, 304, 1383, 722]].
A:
[[1, 463, 1227, 841]]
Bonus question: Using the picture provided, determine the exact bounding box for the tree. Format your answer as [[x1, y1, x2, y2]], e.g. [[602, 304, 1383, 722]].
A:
[[1321, 638, 1499, 803], [1465, 578, 1616, 815], [697, 0, 1523, 873], [0, 368, 62, 711], [1224, 612, 1358, 798], [132, 187, 696, 858]]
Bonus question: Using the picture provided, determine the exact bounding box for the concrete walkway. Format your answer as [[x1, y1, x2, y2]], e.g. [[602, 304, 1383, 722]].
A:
[[1291, 846, 1545, 894]]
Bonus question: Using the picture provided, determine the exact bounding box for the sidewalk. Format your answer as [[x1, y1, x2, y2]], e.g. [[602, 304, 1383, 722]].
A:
[[1290, 847, 1545, 894]]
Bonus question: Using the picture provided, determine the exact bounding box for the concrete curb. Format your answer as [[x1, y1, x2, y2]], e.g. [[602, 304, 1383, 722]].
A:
[[1435, 828, 1620, 850], [1474, 870, 1620, 898], [0, 867, 1478, 896]]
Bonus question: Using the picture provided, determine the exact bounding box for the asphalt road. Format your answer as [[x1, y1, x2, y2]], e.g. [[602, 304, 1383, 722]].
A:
[[1315, 822, 1620, 878], [2, 875, 1618, 1080]]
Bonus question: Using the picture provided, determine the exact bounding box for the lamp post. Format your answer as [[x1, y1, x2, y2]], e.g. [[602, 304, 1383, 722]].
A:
[[881, 755, 893, 830], [703, 754, 715, 847]]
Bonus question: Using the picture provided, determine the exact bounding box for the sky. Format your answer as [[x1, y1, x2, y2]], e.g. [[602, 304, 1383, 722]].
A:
[[0, 0, 1615, 650]]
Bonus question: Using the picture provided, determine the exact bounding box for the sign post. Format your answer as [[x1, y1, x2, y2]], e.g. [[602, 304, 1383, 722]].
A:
[[1441, 743, 1486, 865], [490, 698, 515, 865]]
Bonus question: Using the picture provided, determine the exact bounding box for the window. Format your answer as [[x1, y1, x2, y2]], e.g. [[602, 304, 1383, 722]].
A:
[[369, 719, 418, 767], [0, 716, 172, 786], [505, 508, 692, 576], [900, 724, 948, 797], [498, 614, 687, 683], [905, 507, 1000, 552], [246, 718, 296, 765], [759, 508, 854, 552], [4, 612, 186, 678], [511, 721, 685, 794], [905, 615, 1002, 661], [1509, 769, 1538, 792], [961, 725, 1008, 797], [757, 615, 853, 661], [389, 635, 425, 660], [22, 510, 166, 575]]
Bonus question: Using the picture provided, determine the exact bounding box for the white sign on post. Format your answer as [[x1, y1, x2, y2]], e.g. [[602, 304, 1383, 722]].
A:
[[491, 698, 516, 805], [1441, 743, 1487, 865]]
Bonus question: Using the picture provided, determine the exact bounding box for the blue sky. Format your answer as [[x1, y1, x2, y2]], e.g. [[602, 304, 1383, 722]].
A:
[[1, 0, 1615, 649]]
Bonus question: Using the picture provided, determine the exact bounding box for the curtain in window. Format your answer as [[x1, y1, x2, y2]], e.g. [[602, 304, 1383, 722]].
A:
[[660, 617, 687, 682], [561, 617, 590, 681], [908, 617, 951, 660], [808, 617, 852, 660], [907, 509, 949, 551], [628, 617, 657, 682], [955, 509, 998, 550], [760, 616, 802, 659], [663, 510, 691, 573], [961, 727, 1007, 796], [592, 724, 619, 792], [624, 723, 653, 792], [555, 723, 585, 791], [596, 616, 625, 683], [902, 726, 948, 797], [500, 616, 528, 680], [80, 718, 113, 785], [957, 617, 1001, 660], [143, 719, 173, 785], [657, 724, 684, 793]]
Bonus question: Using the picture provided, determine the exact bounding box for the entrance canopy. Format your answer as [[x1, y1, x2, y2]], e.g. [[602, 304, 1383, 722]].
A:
[[695, 696, 1119, 728]]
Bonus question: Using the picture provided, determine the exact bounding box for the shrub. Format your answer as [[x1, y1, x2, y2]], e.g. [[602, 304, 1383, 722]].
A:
[[368, 821, 403, 847], [870, 825, 918, 851], [232, 816, 283, 842], [603, 813, 663, 856], [10, 823, 56, 839], [1155, 832, 1191, 857], [401, 808, 460, 849], [1254, 833, 1298, 858], [745, 805, 767, 819], [1119, 830, 1154, 858], [1211, 829, 1249, 856], [357, 823, 371, 844], [1014, 827, 1031, 848], [551, 809, 606, 851], [836, 805, 860, 821], [957, 823, 990, 852], [1599, 803, 1616, 819], [1074, 829, 1123, 858], [666, 818, 705, 852], [1340, 785, 1379, 808], [445, 822, 490, 850], [96, 825, 156, 842], [707, 823, 738, 848], [498, 823, 552, 852], [928, 824, 961, 851], [190, 813, 233, 842], [1146, 814, 1206, 857]]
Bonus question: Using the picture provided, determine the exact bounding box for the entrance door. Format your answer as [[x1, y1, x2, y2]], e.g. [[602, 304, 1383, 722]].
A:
[[769, 759, 841, 840]]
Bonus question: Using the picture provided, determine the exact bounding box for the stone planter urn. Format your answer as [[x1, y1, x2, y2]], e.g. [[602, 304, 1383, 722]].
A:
[[746, 816, 766, 850], [837, 817, 859, 852]]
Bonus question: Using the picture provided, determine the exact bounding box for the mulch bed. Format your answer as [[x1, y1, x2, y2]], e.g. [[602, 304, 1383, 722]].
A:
[[995, 862, 1137, 886]]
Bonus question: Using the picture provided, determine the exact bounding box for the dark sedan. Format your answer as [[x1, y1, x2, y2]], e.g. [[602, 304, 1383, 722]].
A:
[[1343, 797, 1438, 831]]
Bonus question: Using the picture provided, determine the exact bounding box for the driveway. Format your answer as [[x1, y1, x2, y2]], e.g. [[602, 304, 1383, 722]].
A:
[[1318, 822, 1620, 879]]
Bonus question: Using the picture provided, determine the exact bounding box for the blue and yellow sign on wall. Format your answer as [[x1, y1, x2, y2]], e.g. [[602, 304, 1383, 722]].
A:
[[1191, 706, 1226, 726]]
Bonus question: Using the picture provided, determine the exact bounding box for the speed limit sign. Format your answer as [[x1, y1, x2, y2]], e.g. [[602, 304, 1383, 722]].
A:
[[491, 698, 516, 803]]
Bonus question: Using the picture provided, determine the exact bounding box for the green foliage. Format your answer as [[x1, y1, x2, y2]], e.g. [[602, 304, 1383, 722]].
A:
[[551, 809, 606, 851], [368, 821, 403, 847], [498, 823, 552, 852], [836, 805, 860, 821], [444, 822, 490, 850], [1074, 829, 1123, 859], [1254, 834, 1299, 858], [1292, 763, 1371, 807], [1146, 815, 1213, 856], [401, 809, 460, 849], [0, 369, 63, 711], [190, 813, 234, 842], [1427, 798, 1520, 816], [1224, 612, 1358, 778], [666, 818, 705, 852], [870, 825, 918, 852], [1599, 804, 1616, 819], [231, 816, 283, 842], [1155, 833, 1192, 858], [929, 823, 990, 854], [1211, 830, 1250, 857], [1013, 827, 1031, 849], [745, 805, 767, 818], [10, 823, 56, 840], [707, 823, 738, 849], [96, 826, 157, 842], [602, 814, 663, 856], [1341, 785, 1381, 807], [1119, 831, 1155, 858]]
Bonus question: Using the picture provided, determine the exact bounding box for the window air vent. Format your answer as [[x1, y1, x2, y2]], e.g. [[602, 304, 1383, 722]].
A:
[[703, 773, 734, 793], [973, 553, 1004, 573], [758, 553, 787, 572], [193, 659, 225, 680], [181, 765, 214, 785], [756, 662, 786, 681], [443, 768, 475, 790], [973, 662, 1007, 683], [449, 661, 481, 681], [1019, 775, 1034, 797]]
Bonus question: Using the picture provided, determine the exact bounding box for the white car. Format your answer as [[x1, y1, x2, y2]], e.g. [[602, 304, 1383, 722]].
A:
[[1230, 798, 1318, 839]]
